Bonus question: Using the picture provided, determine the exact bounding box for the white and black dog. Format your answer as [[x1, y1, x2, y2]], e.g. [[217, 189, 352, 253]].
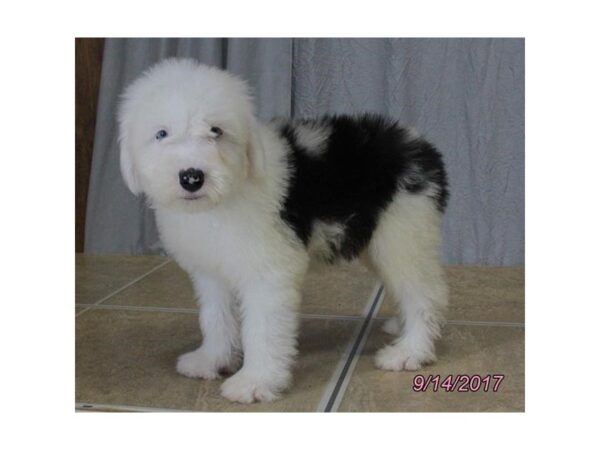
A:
[[118, 58, 449, 403]]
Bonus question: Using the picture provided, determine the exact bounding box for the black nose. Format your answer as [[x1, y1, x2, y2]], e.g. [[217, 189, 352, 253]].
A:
[[179, 168, 204, 192]]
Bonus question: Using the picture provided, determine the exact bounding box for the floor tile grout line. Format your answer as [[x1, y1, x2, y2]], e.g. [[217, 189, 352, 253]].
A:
[[76, 303, 198, 314], [327, 302, 383, 413], [445, 319, 524, 328], [300, 313, 363, 321], [370, 317, 525, 328], [325, 286, 384, 412], [75, 302, 366, 321], [76, 402, 191, 412], [315, 284, 380, 412], [75, 303, 525, 327], [316, 284, 384, 412], [75, 259, 172, 318], [361, 284, 382, 317]]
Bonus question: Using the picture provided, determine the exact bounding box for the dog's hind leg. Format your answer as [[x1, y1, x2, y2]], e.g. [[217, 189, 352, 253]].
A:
[[176, 272, 241, 379], [367, 192, 448, 371]]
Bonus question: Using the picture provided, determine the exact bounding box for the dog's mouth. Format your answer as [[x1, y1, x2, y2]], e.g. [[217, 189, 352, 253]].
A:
[[180, 194, 205, 201]]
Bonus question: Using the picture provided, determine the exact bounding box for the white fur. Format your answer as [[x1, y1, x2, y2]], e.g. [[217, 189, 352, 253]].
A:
[[368, 189, 448, 371], [307, 221, 346, 261], [404, 126, 421, 142], [293, 121, 331, 157], [119, 59, 448, 403]]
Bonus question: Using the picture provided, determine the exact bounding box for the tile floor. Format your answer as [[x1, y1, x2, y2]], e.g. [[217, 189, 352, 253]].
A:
[[75, 254, 525, 412]]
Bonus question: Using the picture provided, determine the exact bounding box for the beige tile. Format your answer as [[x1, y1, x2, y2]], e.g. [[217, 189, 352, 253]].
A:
[[76, 309, 200, 410], [76, 309, 357, 411], [105, 258, 377, 316], [301, 261, 377, 316], [338, 323, 524, 412], [378, 266, 525, 323], [103, 261, 196, 309], [76, 254, 167, 305]]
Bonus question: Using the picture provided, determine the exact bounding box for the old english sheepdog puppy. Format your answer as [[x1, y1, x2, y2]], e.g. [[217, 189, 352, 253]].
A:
[[118, 58, 449, 403]]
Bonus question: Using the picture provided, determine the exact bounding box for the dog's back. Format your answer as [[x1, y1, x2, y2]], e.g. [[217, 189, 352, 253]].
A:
[[270, 114, 448, 262]]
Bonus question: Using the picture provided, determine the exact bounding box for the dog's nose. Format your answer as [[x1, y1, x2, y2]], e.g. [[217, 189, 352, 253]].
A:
[[179, 168, 204, 192]]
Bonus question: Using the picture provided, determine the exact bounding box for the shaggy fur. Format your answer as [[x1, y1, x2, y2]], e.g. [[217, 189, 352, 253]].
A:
[[276, 115, 448, 261], [118, 58, 449, 403]]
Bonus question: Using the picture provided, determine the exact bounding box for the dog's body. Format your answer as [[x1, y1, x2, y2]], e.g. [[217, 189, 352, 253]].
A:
[[119, 59, 449, 403]]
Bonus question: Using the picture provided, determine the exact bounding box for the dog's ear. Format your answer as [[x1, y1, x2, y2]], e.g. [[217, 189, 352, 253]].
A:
[[246, 116, 267, 179], [119, 132, 142, 195]]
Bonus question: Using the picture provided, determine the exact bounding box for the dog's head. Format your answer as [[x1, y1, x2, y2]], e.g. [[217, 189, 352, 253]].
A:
[[118, 58, 265, 212]]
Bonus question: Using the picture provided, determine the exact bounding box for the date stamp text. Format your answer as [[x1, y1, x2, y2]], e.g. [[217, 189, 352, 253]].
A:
[[412, 374, 505, 393]]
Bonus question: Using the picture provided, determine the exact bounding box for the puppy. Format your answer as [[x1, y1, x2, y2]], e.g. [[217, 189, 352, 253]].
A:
[[118, 58, 449, 403]]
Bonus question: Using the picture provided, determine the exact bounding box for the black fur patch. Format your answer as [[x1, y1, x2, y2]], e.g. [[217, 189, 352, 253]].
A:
[[276, 114, 448, 261]]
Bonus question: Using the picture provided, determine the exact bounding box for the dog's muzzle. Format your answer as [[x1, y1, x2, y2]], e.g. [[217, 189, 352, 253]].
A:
[[179, 168, 205, 192]]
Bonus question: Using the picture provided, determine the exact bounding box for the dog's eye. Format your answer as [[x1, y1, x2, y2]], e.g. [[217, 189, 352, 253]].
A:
[[155, 129, 168, 140], [210, 126, 223, 138]]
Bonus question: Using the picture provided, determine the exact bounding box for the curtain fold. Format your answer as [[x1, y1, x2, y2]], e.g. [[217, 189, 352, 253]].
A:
[[84, 38, 524, 266]]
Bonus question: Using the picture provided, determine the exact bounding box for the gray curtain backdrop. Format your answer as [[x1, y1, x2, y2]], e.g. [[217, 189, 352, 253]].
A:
[[85, 38, 524, 266]]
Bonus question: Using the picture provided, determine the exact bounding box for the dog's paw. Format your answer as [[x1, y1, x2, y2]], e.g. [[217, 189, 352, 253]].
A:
[[382, 317, 401, 335], [220, 371, 280, 403], [176, 349, 221, 380], [374, 343, 435, 372]]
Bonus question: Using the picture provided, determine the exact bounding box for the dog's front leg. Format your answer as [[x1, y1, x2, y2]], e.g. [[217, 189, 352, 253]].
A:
[[176, 272, 241, 379], [220, 281, 300, 403]]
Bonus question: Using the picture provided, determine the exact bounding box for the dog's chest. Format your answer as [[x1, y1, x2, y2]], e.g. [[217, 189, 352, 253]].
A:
[[154, 207, 296, 283]]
